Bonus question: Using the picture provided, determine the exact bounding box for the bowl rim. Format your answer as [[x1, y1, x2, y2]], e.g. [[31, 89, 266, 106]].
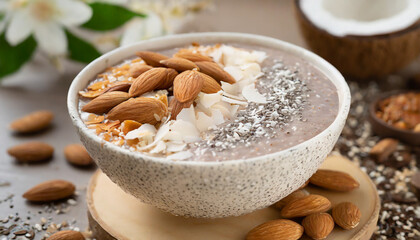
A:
[[368, 89, 420, 136], [68, 32, 351, 166]]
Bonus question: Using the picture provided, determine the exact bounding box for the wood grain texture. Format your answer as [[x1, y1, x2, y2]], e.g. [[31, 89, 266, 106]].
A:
[[87, 155, 380, 240]]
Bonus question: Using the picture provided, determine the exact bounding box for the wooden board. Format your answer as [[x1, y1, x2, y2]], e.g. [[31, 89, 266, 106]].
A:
[[87, 155, 380, 240]]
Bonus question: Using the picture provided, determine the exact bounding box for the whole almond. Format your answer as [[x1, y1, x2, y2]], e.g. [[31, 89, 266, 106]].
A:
[[23, 180, 75, 202], [369, 138, 399, 162], [104, 83, 132, 94], [82, 91, 129, 114], [107, 97, 167, 125], [310, 169, 360, 192], [281, 194, 331, 218], [127, 62, 153, 78], [136, 51, 168, 67], [47, 230, 84, 240], [10, 110, 53, 134], [332, 202, 361, 230], [156, 68, 178, 89], [273, 190, 308, 209], [8, 142, 54, 163], [173, 70, 204, 103], [302, 213, 334, 240], [160, 57, 199, 72], [246, 219, 303, 240], [199, 72, 222, 94], [195, 61, 236, 84], [174, 50, 214, 62], [64, 144, 94, 166], [169, 98, 193, 120], [129, 68, 167, 97]]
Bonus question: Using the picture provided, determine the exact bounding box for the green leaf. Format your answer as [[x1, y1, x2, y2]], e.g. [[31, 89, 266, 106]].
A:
[[82, 2, 146, 31], [66, 30, 101, 63], [0, 33, 37, 78]]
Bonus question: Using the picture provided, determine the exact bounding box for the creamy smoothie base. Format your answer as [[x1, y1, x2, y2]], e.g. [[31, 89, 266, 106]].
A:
[[78, 43, 338, 161]]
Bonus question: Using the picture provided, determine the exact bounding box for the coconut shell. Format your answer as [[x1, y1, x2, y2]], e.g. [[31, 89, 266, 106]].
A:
[[294, 0, 420, 79]]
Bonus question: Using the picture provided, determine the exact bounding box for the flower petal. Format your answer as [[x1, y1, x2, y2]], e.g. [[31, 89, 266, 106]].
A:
[[56, 0, 92, 26], [33, 22, 67, 55], [120, 13, 163, 46], [6, 10, 33, 45]]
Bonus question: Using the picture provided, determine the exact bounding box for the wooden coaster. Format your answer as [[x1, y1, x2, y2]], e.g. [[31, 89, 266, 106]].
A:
[[87, 155, 380, 240]]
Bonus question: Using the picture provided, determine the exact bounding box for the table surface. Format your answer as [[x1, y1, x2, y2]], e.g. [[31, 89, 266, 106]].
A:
[[0, 1, 305, 239]]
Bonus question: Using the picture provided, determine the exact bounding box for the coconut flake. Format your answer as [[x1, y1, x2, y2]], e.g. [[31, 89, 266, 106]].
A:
[[166, 142, 187, 152], [242, 84, 267, 104], [196, 112, 216, 132], [126, 124, 157, 140], [198, 92, 222, 108], [167, 151, 193, 160]]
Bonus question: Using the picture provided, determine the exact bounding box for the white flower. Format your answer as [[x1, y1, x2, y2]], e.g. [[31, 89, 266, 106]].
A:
[[4, 0, 92, 55], [120, 12, 164, 46]]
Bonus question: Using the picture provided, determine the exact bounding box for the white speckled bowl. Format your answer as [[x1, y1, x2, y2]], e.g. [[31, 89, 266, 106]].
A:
[[68, 33, 350, 218]]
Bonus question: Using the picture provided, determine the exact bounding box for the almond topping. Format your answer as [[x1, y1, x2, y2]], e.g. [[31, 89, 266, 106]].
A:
[[332, 202, 362, 230], [23, 180, 75, 202], [199, 72, 222, 94], [103, 83, 132, 94], [8, 142, 54, 163], [174, 50, 214, 62], [281, 194, 331, 218], [156, 68, 178, 89], [309, 169, 360, 192], [10, 110, 54, 134], [302, 213, 335, 240], [136, 51, 168, 67], [126, 62, 153, 78], [169, 98, 193, 120], [129, 68, 169, 97], [173, 70, 204, 103], [160, 57, 199, 72], [246, 219, 303, 240], [107, 97, 168, 125], [82, 91, 129, 114], [195, 61, 236, 84]]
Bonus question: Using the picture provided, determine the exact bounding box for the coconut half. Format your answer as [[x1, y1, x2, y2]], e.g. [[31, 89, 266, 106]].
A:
[[295, 0, 420, 79]]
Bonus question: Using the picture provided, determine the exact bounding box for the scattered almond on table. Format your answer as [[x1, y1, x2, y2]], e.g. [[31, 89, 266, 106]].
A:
[[23, 180, 75, 202], [247, 168, 361, 240], [46, 230, 85, 240], [64, 144, 94, 167], [7, 141, 54, 163], [369, 138, 399, 163], [10, 110, 54, 134]]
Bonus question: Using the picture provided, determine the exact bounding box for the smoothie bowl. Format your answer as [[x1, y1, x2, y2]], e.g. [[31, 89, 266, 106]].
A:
[[68, 33, 350, 218]]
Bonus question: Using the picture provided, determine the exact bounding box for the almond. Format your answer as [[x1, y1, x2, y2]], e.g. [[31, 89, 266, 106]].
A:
[[10, 110, 53, 134], [82, 91, 129, 114], [174, 50, 214, 62], [103, 83, 131, 94], [23, 180, 75, 202], [281, 194, 331, 218], [129, 68, 167, 97], [273, 190, 308, 209], [332, 202, 361, 230], [199, 72, 222, 94], [136, 51, 168, 67], [309, 169, 360, 192], [121, 120, 142, 134], [107, 97, 168, 125], [246, 219, 303, 240], [195, 61, 236, 84], [156, 68, 178, 89], [47, 230, 85, 240], [169, 98, 193, 120], [369, 138, 399, 162], [298, 179, 310, 190], [160, 57, 199, 72], [64, 144, 94, 167], [173, 70, 204, 103], [8, 142, 54, 163], [126, 62, 153, 78], [302, 213, 334, 240]]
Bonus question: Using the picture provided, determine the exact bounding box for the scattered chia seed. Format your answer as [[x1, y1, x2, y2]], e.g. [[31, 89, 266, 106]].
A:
[[196, 60, 308, 152]]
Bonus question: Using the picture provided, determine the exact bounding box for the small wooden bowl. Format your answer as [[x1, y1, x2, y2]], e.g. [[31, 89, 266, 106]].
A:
[[368, 90, 420, 145]]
